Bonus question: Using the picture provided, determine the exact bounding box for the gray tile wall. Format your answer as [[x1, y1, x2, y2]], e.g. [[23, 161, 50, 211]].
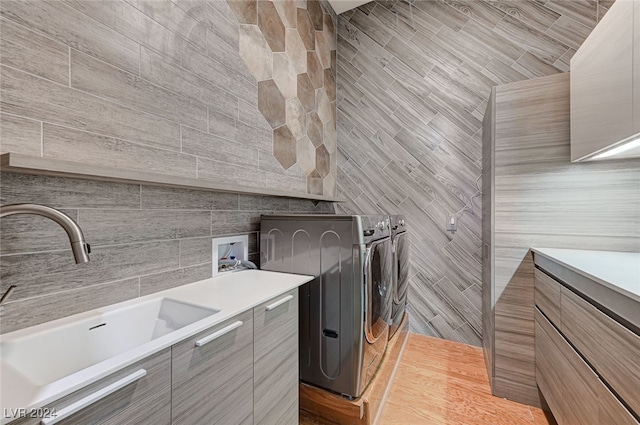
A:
[[0, 173, 333, 334], [335, 0, 609, 346], [0, 0, 338, 333], [0, 0, 337, 197]]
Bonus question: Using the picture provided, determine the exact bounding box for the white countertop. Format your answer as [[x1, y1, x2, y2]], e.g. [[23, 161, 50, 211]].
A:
[[0, 270, 313, 422], [532, 248, 640, 302]]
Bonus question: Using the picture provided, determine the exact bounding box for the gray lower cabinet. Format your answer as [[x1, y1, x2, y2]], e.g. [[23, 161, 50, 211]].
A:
[[171, 309, 254, 425], [8, 289, 301, 425], [534, 272, 639, 425], [8, 349, 171, 425], [253, 290, 299, 425]]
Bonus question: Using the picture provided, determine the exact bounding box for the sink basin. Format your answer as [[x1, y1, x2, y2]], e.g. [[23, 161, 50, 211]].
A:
[[1, 298, 219, 386]]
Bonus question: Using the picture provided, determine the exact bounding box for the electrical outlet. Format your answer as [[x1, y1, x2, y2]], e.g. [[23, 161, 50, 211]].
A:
[[446, 215, 457, 234]]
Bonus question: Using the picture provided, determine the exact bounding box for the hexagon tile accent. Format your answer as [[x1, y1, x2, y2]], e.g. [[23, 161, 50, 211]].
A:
[[230, 0, 337, 196], [307, 111, 323, 147], [307, 170, 323, 195], [273, 0, 297, 28], [285, 29, 307, 74], [315, 30, 332, 69], [273, 53, 297, 99], [286, 97, 307, 140], [324, 68, 336, 102], [274, 125, 297, 169], [296, 136, 317, 175], [316, 88, 332, 124], [258, 79, 286, 128], [239, 25, 272, 81], [227, 0, 257, 25], [316, 144, 330, 177], [297, 8, 316, 50], [257, 0, 285, 52], [307, 0, 324, 31], [297, 73, 315, 112], [307, 51, 324, 89]]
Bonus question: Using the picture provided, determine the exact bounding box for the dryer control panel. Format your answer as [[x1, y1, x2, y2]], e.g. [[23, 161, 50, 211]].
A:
[[358, 215, 390, 244]]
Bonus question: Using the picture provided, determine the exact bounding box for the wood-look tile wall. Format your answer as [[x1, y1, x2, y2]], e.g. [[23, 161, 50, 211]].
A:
[[0, 0, 337, 333], [485, 73, 640, 406], [0, 0, 337, 196], [334, 0, 610, 346], [0, 172, 333, 334]]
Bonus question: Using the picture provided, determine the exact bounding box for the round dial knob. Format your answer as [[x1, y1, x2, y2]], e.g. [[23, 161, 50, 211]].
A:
[[376, 221, 386, 230], [399, 219, 405, 227]]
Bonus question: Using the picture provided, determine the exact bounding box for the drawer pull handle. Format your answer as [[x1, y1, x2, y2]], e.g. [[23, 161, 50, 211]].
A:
[[195, 320, 243, 347], [265, 295, 294, 311], [41, 369, 147, 425]]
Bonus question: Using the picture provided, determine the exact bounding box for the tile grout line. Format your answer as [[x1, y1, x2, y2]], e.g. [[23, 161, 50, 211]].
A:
[[40, 121, 44, 157], [68, 46, 72, 87], [3, 276, 142, 306]]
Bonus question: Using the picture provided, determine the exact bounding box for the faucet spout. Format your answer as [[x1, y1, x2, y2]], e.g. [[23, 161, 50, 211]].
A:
[[0, 204, 90, 263]]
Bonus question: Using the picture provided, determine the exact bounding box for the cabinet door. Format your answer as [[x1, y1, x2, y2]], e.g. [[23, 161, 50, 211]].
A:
[[8, 350, 171, 425], [560, 287, 640, 416], [171, 310, 253, 425], [253, 289, 299, 425], [570, 0, 634, 161], [559, 316, 638, 425], [535, 308, 639, 425], [535, 309, 565, 425]]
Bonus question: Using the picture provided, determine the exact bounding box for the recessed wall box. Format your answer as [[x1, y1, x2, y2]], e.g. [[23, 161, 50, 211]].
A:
[[212, 235, 249, 276]]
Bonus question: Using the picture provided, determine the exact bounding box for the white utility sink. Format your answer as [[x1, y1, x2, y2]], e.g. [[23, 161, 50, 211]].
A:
[[0, 269, 312, 422], [1, 298, 219, 387]]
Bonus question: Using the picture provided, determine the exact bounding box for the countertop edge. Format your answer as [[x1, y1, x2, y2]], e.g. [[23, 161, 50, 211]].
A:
[[531, 247, 640, 303]]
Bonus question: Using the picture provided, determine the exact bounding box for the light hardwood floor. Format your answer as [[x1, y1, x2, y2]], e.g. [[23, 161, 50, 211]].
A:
[[300, 333, 554, 425]]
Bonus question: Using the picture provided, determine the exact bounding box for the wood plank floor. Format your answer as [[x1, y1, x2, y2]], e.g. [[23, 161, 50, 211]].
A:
[[300, 334, 555, 425]]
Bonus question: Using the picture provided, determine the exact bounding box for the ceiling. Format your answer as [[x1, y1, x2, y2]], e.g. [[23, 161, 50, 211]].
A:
[[326, 0, 372, 14]]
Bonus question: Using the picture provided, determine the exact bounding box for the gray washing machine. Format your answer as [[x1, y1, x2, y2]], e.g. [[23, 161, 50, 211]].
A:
[[260, 215, 392, 399], [389, 215, 409, 339]]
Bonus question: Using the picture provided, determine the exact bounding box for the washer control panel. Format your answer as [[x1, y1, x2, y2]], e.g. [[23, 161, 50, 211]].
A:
[[389, 215, 406, 236]]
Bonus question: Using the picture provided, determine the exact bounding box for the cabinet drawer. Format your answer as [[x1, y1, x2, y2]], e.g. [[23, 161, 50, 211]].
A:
[[561, 287, 640, 416], [536, 309, 638, 425], [171, 310, 253, 425], [535, 269, 561, 326], [535, 308, 565, 425], [9, 349, 171, 425], [254, 289, 299, 425], [559, 318, 638, 425]]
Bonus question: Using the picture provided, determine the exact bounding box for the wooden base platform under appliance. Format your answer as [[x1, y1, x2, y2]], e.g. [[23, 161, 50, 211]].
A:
[[300, 312, 410, 425]]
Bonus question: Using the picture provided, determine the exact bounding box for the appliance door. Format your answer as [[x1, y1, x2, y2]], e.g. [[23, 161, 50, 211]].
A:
[[393, 232, 409, 306], [364, 237, 393, 344]]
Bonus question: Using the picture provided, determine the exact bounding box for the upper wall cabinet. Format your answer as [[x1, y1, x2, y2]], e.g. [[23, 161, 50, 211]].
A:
[[570, 0, 640, 161]]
